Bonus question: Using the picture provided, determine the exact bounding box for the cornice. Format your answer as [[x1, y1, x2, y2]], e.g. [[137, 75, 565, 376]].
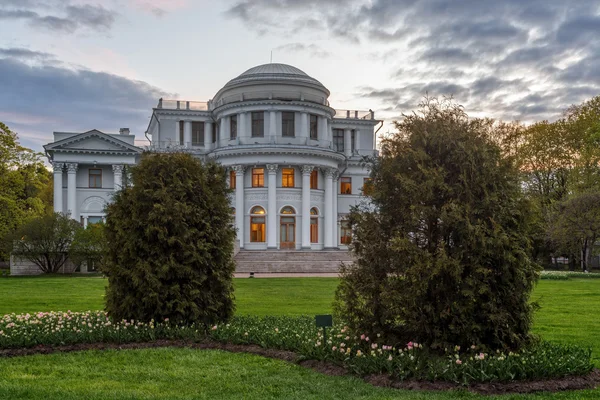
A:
[[209, 144, 346, 162], [212, 99, 335, 117], [152, 108, 213, 118], [50, 149, 140, 156]]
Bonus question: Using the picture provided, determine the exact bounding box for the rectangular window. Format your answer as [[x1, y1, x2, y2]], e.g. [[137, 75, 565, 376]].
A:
[[192, 121, 204, 146], [282, 168, 295, 187], [310, 169, 318, 189], [333, 128, 344, 152], [282, 112, 295, 137], [230, 170, 236, 189], [89, 169, 102, 188], [310, 217, 318, 243], [251, 112, 264, 137], [230, 115, 237, 139], [252, 168, 264, 187], [340, 177, 352, 194], [310, 114, 318, 140], [363, 178, 373, 196], [340, 220, 352, 245], [212, 122, 217, 143], [351, 129, 356, 153], [250, 217, 266, 242], [179, 121, 184, 145]]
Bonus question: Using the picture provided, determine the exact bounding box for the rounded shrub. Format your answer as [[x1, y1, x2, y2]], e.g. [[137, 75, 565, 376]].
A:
[[102, 153, 236, 326]]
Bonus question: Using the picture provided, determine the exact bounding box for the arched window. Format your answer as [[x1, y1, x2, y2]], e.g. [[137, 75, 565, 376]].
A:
[[340, 219, 352, 245], [250, 206, 266, 242], [310, 208, 318, 243], [280, 206, 296, 249], [281, 206, 295, 214]]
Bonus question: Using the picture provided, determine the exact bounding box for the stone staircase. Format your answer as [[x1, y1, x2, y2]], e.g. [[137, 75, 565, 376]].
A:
[[234, 250, 354, 273]]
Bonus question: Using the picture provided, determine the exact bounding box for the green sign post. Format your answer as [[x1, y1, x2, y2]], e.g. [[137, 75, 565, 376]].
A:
[[315, 314, 333, 344]]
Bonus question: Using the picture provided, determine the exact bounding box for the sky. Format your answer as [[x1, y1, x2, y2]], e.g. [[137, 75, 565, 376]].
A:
[[1, 0, 599, 152]]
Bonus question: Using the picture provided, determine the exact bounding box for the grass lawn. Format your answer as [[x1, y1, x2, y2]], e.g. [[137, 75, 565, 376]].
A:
[[0, 276, 598, 399]]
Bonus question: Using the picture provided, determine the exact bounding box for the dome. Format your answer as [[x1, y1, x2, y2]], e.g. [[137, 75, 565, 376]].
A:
[[221, 63, 329, 93]]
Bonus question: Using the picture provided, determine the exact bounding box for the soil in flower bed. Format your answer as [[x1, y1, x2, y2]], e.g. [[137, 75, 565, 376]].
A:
[[0, 340, 598, 395]]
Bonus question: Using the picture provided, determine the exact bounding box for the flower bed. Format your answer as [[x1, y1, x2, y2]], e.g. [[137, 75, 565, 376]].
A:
[[541, 271, 600, 280], [0, 312, 594, 384]]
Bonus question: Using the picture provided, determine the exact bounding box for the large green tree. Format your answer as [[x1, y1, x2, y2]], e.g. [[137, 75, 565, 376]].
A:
[[335, 98, 540, 352], [0, 122, 52, 261], [102, 153, 236, 326]]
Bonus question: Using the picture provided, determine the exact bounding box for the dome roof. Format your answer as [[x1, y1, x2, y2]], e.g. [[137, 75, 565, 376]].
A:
[[222, 63, 328, 93]]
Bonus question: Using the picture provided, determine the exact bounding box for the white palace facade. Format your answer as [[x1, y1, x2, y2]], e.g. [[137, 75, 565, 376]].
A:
[[45, 63, 381, 251]]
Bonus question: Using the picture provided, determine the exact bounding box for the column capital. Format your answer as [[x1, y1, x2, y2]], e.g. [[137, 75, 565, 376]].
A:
[[322, 167, 337, 178], [266, 164, 279, 174], [66, 163, 78, 173], [331, 170, 340, 181], [52, 162, 65, 173], [232, 165, 246, 175], [112, 164, 124, 173], [301, 165, 314, 175]]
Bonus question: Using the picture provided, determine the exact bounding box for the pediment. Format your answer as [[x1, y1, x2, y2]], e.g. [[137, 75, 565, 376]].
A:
[[46, 130, 142, 154]]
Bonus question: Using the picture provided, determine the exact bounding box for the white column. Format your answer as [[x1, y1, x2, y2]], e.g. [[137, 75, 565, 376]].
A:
[[204, 121, 212, 151], [174, 120, 180, 145], [324, 168, 333, 248], [66, 163, 78, 220], [318, 116, 327, 143], [266, 164, 278, 248], [301, 165, 313, 249], [183, 120, 192, 147], [52, 163, 64, 213], [327, 120, 333, 149], [355, 129, 361, 154], [269, 110, 277, 142], [83, 216, 89, 228], [344, 128, 352, 157], [332, 170, 340, 247], [219, 117, 227, 146], [300, 112, 309, 141], [233, 165, 245, 249], [112, 165, 123, 191]]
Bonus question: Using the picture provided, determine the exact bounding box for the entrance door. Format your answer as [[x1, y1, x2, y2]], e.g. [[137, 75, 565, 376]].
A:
[[280, 216, 296, 249]]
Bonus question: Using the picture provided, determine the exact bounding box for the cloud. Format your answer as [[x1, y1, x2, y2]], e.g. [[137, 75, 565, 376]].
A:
[[0, 52, 171, 150], [225, 0, 600, 123], [274, 43, 331, 58], [0, 1, 117, 33]]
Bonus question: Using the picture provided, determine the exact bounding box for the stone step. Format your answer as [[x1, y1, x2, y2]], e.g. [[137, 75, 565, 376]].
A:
[[234, 250, 353, 273], [235, 250, 353, 262]]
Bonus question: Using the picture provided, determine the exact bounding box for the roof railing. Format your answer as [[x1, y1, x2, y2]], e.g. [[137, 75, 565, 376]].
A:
[[334, 109, 375, 120], [157, 98, 209, 111]]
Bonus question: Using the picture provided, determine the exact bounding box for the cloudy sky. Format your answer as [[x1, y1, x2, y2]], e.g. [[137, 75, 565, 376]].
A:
[[1, 0, 599, 152]]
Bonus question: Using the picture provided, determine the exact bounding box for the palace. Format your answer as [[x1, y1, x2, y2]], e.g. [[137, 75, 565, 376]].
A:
[[44, 63, 381, 252]]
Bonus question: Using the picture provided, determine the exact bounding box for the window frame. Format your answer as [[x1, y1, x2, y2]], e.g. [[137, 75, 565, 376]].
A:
[[178, 121, 184, 145], [282, 168, 295, 188], [363, 178, 373, 196], [89, 168, 102, 188], [191, 121, 204, 146], [282, 111, 295, 137], [230, 170, 236, 189], [340, 220, 352, 245], [333, 128, 344, 152], [252, 168, 265, 187], [340, 177, 352, 194], [251, 112, 264, 138], [309, 114, 318, 140], [310, 207, 318, 243], [230, 115, 237, 139], [310, 169, 318, 189]]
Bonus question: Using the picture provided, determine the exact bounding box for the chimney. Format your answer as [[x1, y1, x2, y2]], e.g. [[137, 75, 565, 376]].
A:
[[119, 128, 130, 135]]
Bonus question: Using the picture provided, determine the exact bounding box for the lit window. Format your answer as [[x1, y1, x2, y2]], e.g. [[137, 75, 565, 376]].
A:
[[340, 177, 352, 194], [281, 206, 295, 214], [192, 121, 204, 146], [363, 178, 373, 196], [333, 129, 344, 152], [89, 169, 102, 188], [252, 168, 264, 187], [282, 112, 295, 137], [310, 208, 318, 243], [252, 112, 264, 137], [282, 168, 295, 187], [340, 220, 352, 245], [230, 115, 237, 139], [310, 114, 318, 140], [310, 169, 318, 189], [250, 206, 266, 242], [230, 170, 236, 189]]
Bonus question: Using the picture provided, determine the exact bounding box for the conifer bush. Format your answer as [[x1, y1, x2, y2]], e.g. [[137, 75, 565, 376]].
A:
[[335, 98, 540, 352], [102, 153, 236, 326]]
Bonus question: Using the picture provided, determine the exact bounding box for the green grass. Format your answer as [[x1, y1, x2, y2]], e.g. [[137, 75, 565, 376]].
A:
[[0, 276, 599, 399]]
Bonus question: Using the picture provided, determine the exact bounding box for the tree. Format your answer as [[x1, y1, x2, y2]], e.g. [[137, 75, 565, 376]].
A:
[[548, 192, 600, 272], [0, 122, 53, 261], [7, 213, 81, 273], [102, 153, 236, 326], [335, 98, 540, 352], [70, 222, 107, 272]]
